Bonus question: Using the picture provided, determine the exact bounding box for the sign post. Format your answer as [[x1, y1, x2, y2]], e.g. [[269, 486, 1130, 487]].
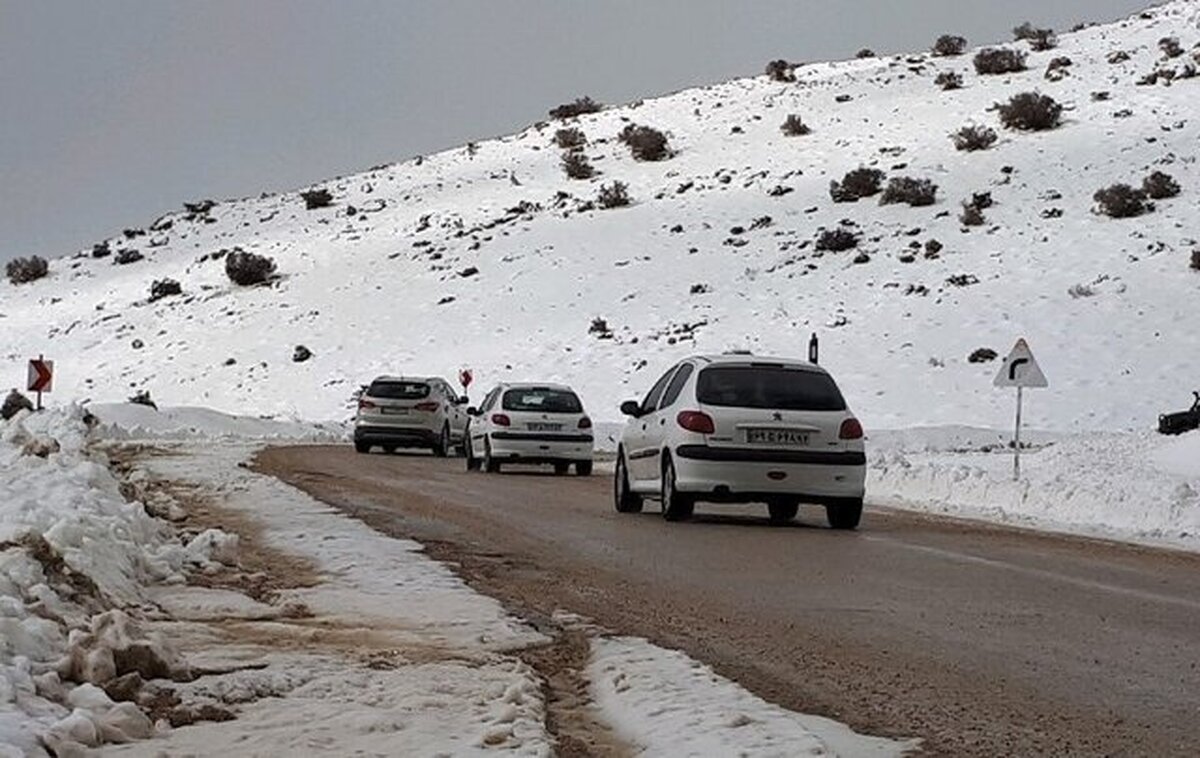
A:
[[993, 339, 1048, 480], [27, 355, 54, 411]]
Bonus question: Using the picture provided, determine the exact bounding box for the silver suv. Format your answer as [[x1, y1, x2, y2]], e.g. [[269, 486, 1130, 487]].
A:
[[354, 376, 469, 456]]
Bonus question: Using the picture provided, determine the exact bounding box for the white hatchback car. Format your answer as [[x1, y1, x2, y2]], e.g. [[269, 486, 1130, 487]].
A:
[[614, 354, 866, 528], [465, 383, 594, 475], [353, 376, 469, 456]]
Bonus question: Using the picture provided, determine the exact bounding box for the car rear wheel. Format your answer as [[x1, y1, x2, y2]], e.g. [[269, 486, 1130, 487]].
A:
[[554, 462, 570, 475], [768, 499, 799, 523], [483, 438, 501, 473], [432, 424, 451, 458], [382, 444, 397, 455], [614, 452, 643, 514], [826, 498, 863, 530], [354, 441, 370, 454], [661, 457, 694, 522], [575, 460, 593, 477]]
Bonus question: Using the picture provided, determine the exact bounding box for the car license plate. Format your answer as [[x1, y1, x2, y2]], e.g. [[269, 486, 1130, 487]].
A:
[[380, 407, 408, 415], [747, 429, 809, 446], [528, 423, 562, 432]]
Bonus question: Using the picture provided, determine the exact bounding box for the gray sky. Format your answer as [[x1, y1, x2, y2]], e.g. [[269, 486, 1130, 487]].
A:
[[0, 0, 1152, 263]]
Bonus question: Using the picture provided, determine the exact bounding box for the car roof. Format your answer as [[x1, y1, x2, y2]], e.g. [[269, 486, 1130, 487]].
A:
[[369, 375, 443, 384], [494, 382, 578, 392], [686, 353, 830, 373]]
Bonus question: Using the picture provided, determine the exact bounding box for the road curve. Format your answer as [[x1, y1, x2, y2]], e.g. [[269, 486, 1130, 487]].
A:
[[255, 446, 1200, 757]]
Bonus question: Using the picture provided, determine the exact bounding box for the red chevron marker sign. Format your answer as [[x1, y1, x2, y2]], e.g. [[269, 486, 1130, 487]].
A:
[[27, 357, 53, 393]]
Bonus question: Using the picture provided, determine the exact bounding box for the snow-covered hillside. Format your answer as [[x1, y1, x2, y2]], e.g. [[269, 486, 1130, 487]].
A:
[[3, 1, 1198, 430]]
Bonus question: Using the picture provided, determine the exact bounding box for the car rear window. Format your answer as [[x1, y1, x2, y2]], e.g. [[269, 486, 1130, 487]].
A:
[[368, 381, 430, 400], [502, 388, 583, 413], [696, 366, 846, 411]]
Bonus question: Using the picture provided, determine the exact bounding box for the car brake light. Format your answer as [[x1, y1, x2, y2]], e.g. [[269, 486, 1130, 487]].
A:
[[358, 399, 376, 410], [839, 418, 864, 440], [491, 413, 511, 427], [414, 401, 440, 412], [677, 410, 715, 435], [578, 416, 592, 430]]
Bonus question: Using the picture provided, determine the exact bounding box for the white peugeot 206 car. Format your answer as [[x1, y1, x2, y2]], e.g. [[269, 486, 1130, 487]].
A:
[[465, 383, 594, 475], [614, 354, 866, 528]]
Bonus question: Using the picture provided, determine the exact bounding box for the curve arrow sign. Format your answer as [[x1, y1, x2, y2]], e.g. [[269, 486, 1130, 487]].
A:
[[27, 358, 54, 393]]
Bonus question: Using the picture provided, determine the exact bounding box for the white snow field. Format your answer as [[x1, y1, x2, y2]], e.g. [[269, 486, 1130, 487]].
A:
[[2, 409, 910, 756], [2, 2, 1198, 435]]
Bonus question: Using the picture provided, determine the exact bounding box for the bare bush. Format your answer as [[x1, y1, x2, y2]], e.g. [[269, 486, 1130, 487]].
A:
[[5, 256, 48, 285], [1159, 37, 1184, 58], [549, 97, 602, 120], [554, 128, 587, 149], [932, 35, 968, 57], [148, 278, 182, 302], [951, 125, 998, 151], [974, 47, 1027, 75], [1014, 22, 1057, 51], [765, 59, 795, 82], [996, 92, 1062, 131], [561, 152, 595, 180], [300, 188, 333, 210], [880, 177, 938, 207], [830, 168, 885, 203], [597, 181, 630, 209], [618, 125, 671, 161], [780, 114, 811, 136], [856, 48, 876, 59], [1142, 171, 1180, 199], [1093, 184, 1152, 218], [935, 71, 964, 90], [960, 203, 986, 226], [225, 250, 277, 285], [814, 228, 859, 252], [1, 390, 34, 420], [114, 249, 144, 265]]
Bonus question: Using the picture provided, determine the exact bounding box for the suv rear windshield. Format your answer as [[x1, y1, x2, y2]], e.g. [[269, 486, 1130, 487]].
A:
[[696, 366, 846, 411], [502, 388, 583, 413], [367, 381, 430, 400]]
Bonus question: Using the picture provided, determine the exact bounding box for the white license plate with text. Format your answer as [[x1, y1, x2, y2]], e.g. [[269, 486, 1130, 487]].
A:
[[746, 429, 809, 446]]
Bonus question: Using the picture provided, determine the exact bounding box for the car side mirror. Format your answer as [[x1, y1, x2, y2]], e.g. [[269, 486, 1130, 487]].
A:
[[467, 407, 481, 417], [620, 400, 642, 418]]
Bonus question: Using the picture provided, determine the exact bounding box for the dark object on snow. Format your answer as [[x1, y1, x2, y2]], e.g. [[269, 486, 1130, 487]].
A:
[[968, 348, 998, 363], [1158, 392, 1200, 435], [293, 345, 313, 363], [225, 250, 277, 285], [148, 278, 182, 302], [300, 188, 333, 210], [129, 390, 157, 410], [2, 389, 35, 420]]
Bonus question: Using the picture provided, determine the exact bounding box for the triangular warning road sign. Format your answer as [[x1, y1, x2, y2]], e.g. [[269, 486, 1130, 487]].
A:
[[994, 338, 1048, 388]]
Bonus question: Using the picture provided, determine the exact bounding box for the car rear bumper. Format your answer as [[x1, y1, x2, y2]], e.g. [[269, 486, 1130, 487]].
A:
[[488, 433, 593, 462], [354, 425, 439, 447], [672, 445, 865, 501]]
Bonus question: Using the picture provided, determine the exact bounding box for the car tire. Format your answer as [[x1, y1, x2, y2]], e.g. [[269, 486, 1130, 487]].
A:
[[575, 460, 593, 477], [354, 441, 370, 454], [661, 456, 694, 522], [614, 451, 643, 514], [826, 498, 863, 530], [768, 499, 799, 523], [554, 462, 570, 475], [483, 438, 501, 473], [432, 424, 450, 458], [382, 444, 397, 455], [465, 434, 480, 471]]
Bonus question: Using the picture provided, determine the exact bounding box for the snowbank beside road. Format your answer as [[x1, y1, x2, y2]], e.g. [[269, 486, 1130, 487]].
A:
[[88, 403, 346, 442], [868, 427, 1200, 549]]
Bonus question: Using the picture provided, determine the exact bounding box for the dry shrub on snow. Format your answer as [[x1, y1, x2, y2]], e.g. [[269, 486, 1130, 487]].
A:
[[974, 47, 1027, 75], [225, 250, 277, 285], [814, 228, 859, 252], [549, 97, 602, 120], [932, 35, 968, 57], [554, 128, 587, 149], [996, 92, 1062, 131], [880, 177, 938, 207], [597, 181, 630, 209], [780, 114, 811, 136], [618, 125, 671, 161], [935, 71, 964, 90], [830, 168, 885, 203], [5, 256, 48, 285], [765, 59, 795, 82], [1093, 184, 1152, 218], [951, 125, 998, 151], [561, 151, 595, 180], [1142, 171, 1180, 200]]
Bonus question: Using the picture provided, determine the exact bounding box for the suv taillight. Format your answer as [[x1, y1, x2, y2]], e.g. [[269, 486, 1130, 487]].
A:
[[491, 413, 511, 427], [677, 411, 715, 435], [839, 418, 864, 440], [358, 399, 376, 410], [414, 401, 440, 412], [578, 416, 592, 430]]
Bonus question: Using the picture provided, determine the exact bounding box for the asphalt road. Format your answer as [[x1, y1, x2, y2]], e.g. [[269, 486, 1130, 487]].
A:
[[255, 446, 1200, 757]]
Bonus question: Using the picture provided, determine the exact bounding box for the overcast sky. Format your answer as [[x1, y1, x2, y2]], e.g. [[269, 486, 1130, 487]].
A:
[[0, 0, 1153, 263]]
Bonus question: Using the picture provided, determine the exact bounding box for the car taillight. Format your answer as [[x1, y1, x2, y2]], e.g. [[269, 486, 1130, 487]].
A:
[[491, 413, 511, 427], [414, 401, 440, 412], [578, 416, 592, 430], [839, 418, 864, 440], [677, 410, 715, 435], [358, 399, 376, 410]]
